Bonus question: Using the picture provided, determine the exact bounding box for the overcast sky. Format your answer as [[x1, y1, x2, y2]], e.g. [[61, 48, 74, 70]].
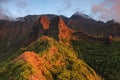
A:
[[0, 0, 120, 22]]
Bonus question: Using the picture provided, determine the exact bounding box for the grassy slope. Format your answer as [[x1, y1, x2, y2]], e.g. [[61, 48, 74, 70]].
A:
[[0, 37, 101, 80], [72, 40, 120, 80]]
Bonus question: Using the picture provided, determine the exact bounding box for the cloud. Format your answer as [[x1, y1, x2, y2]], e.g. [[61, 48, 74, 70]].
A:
[[16, 0, 27, 9], [0, 0, 27, 20], [92, 0, 120, 22], [64, 0, 71, 10], [0, 0, 15, 20], [0, 7, 8, 20], [74, 8, 86, 14], [0, 7, 16, 20], [57, 0, 72, 15]]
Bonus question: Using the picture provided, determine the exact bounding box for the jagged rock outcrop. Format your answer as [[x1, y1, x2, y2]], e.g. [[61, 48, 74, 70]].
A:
[[0, 20, 32, 51]]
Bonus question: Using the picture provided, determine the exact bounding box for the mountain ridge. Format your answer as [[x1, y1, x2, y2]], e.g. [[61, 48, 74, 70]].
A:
[[0, 12, 120, 80], [0, 36, 102, 80], [0, 12, 120, 52]]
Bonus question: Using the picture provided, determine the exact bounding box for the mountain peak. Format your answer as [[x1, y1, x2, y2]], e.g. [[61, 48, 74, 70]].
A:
[[73, 11, 93, 19]]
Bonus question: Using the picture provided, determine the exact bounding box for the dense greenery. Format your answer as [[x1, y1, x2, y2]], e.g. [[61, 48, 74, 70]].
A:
[[38, 38, 100, 80], [0, 37, 50, 80], [72, 40, 120, 80], [0, 60, 34, 80], [0, 37, 100, 80]]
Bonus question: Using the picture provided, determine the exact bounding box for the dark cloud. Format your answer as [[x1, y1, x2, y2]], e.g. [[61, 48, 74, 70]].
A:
[[92, 0, 120, 22]]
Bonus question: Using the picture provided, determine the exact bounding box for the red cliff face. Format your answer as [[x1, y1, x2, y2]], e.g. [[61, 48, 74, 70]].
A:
[[39, 16, 50, 30], [58, 17, 73, 43], [35, 15, 50, 36], [37, 15, 50, 36], [26, 16, 50, 45], [2, 14, 120, 51], [48, 16, 73, 43], [0, 15, 72, 50]]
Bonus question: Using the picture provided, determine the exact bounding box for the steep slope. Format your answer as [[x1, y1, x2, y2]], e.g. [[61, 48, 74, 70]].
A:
[[1, 13, 120, 53], [68, 12, 120, 37], [37, 15, 50, 36], [0, 14, 68, 53], [0, 20, 32, 52], [68, 12, 104, 36], [0, 36, 101, 80], [0, 15, 42, 52], [26, 15, 50, 45], [104, 20, 120, 36], [15, 51, 47, 80], [23, 15, 71, 46], [48, 16, 73, 43], [39, 16, 50, 30]]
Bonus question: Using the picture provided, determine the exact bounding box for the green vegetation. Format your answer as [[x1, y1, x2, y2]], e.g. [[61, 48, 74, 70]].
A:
[[37, 38, 100, 80], [0, 37, 50, 80], [72, 40, 120, 80], [0, 60, 34, 80], [0, 37, 101, 80], [0, 37, 50, 62]]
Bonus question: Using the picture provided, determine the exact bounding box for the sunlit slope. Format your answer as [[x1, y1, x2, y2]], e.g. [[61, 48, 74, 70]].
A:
[[0, 36, 101, 80]]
